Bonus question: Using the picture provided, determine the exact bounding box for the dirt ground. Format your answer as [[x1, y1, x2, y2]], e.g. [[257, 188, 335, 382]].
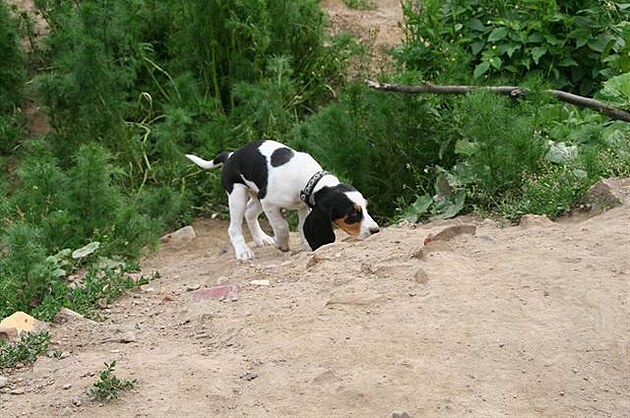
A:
[[2, 1, 629, 417]]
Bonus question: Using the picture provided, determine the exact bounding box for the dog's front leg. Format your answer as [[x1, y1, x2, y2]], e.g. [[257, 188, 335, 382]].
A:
[[262, 204, 290, 252], [297, 206, 312, 251], [227, 185, 255, 260]]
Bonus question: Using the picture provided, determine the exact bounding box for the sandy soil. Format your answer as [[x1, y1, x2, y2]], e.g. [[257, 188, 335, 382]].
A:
[[1, 202, 629, 417], [2, 1, 629, 417]]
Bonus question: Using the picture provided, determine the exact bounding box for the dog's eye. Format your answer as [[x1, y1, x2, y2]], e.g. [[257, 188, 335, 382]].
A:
[[345, 210, 362, 224]]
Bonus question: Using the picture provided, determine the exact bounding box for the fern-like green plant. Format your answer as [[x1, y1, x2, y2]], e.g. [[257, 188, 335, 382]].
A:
[[88, 361, 137, 401]]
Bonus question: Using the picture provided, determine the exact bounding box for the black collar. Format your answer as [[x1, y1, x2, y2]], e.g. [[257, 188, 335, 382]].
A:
[[300, 170, 329, 208]]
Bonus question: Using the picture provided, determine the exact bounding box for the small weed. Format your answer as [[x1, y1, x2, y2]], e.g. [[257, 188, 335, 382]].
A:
[[342, 0, 376, 10], [0, 331, 50, 369], [88, 361, 137, 401]]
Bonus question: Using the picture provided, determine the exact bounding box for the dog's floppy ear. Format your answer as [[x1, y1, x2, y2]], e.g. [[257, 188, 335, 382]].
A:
[[303, 206, 335, 251]]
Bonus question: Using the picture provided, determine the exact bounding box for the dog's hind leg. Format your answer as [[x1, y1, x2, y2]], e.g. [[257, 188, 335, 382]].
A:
[[227, 185, 255, 260], [262, 203, 290, 252], [245, 198, 274, 247]]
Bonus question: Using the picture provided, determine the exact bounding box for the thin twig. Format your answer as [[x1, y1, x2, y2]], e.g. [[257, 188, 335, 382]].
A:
[[366, 80, 630, 123]]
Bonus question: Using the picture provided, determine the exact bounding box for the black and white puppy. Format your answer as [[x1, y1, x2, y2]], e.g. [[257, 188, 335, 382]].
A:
[[186, 140, 379, 260]]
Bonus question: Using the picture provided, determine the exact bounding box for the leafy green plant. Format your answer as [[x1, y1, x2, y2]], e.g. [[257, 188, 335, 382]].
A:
[[396, 0, 629, 95], [449, 91, 546, 209], [397, 172, 466, 222], [0, 1, 26, 112], [88, 361, 137, 401], [597, 72, 630, 110], [0, 331, 50, 369], [293, 81, 453, 219], [33, 264, 156, 322]]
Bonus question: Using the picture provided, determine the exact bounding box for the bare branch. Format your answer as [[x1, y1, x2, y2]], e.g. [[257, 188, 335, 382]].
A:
[[366, 80, 630, 123]]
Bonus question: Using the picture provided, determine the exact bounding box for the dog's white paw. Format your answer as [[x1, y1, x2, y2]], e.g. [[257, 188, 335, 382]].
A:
[[253, 233, 275, 247], [235, 246, 255, 260], [274, 238, 290, 252]]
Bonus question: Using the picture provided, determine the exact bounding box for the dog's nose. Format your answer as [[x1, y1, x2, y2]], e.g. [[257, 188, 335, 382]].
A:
[[369, 226, 380, 235]]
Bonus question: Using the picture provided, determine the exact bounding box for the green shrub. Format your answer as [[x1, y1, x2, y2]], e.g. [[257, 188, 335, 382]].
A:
[[449, 91, 546, 208], [0, 222, 52, 313], [0, 2, 26, 112], [88, 361, 137, 401], [34, 264, 155, 322], [293, 82, 453, 219], [0, 331, 50, 369], [396, 0, 629, 95]]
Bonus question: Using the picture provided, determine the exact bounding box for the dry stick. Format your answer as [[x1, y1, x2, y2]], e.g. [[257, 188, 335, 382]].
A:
[[365, 80, 630, 123]]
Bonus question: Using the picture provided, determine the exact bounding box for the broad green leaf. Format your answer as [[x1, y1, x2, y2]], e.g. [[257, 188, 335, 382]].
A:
[[489, 56, 502, 70], [72, 241, 100, 259], [471, 40, 485, 55], [455, 139, 479, 156], [473, 61, 490, 78], [506, 44, 520, 57], [402, 194, 432, 222], [432, 191, 466, 220], [411, 194, 433, 213], [488, 27, 508, 42], [528, 32, 542, 43], [466, 18, 486, 32], [531, 46, 546, 64], [558, 57, 578, 67]]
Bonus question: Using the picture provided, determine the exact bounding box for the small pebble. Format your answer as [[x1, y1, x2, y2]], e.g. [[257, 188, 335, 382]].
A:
[[63, 383, 72, 390]]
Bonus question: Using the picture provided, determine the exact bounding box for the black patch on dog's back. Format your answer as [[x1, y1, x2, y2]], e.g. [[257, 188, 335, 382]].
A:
[[221, 140, 268, 199], [270, 147, 294, 167]]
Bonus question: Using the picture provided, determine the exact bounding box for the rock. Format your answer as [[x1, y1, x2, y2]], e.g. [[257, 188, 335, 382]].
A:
[[0, 327, 19, 343], [0, 312, 47, 340], [53, 308, 96, 325], [306, 254, 329, 269], [519, 214, 555, 229], [411, 240, 451, 259], [119, 332, 137, 343], [0, 312, 36, 334], [414, 268, 429, 284], [392, 412, 411, 418], [249, 279, 271, 287], [186, 283, 201, 291], [426, 224, 477, 244], [10, 388, 25, 395], [63, 383, 72, 390], [0, 375, 8, 388], [578, 178, 630, 213], [160, 225, 196, 245]]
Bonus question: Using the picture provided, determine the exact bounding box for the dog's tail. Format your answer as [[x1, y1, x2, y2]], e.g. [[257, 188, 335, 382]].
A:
[[185, 151, 232, 169]]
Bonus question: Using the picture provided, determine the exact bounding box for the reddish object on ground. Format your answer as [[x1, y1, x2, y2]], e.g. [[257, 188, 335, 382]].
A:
[[192, 284, 239, 302]]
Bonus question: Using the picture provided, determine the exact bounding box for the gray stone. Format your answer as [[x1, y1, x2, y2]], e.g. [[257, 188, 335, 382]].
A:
[[160, 225, 196, 245], [579, 178, 630, 213]]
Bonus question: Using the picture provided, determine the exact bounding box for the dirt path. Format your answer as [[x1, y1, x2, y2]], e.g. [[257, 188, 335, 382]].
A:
[[2, 2, 629, 417], [2, 203, 629, 417]]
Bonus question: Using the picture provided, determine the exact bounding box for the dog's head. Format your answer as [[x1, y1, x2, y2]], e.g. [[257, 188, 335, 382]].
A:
[[303, 184, 379, 251]]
